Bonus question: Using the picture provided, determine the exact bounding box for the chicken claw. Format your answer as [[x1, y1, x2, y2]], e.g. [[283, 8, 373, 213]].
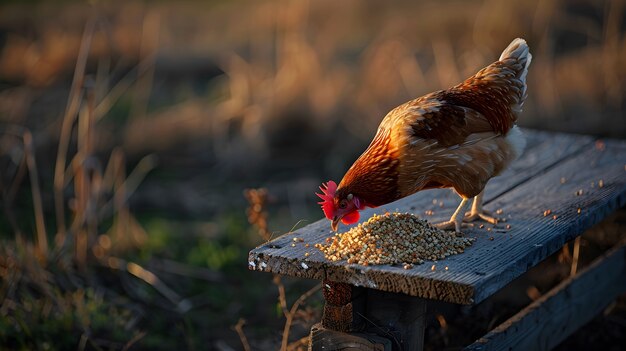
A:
[[434, 197, 470, 233], [463, 191, 499, 224]]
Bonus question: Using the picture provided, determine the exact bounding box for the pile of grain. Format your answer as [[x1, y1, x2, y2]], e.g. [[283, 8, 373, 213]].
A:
[[315, 212, 474, 266]]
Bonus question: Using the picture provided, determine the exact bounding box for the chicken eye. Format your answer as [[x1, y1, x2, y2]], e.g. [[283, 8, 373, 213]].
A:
[[339, 200, 348, 209]]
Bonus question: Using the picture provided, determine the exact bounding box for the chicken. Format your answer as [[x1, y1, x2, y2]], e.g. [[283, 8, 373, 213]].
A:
[[317, 38, 532, 232]]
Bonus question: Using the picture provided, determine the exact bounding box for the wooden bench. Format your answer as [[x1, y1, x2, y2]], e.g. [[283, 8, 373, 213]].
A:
[[248, 129, 626, 351]]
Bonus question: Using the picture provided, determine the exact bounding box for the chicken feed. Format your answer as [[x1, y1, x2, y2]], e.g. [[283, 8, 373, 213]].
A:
[[315, 212, 474, 266]]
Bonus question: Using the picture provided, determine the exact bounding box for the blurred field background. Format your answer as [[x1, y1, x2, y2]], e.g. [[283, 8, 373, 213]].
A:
[[0, 0, 625, 350]]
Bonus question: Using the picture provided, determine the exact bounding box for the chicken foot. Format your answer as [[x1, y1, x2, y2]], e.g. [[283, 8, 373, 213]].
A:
[[434, 197, 470, 233], [464, 191, 499, 224]]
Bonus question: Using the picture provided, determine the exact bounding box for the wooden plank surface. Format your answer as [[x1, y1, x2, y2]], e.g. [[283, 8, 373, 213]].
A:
[[249, 129, 626, 304], [464, 240, 626, 351]]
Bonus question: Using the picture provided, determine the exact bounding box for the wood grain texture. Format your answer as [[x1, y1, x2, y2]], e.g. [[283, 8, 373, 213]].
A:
[[249, 129, 624, 304], [309, 324, 390, 351], [464, 240, 626, 351], [361, 289, 427, 351]]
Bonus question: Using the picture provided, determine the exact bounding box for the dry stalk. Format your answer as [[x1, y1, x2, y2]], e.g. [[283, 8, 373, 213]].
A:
[[98, 154, 157, 222], [148, 258, 224, 283], [244, 188, 271, 241], [103, 257, 188, 312], [273, 275, 289, 319], [113, 148, 128, 247], [244, 188, 322, 350], [232, 318, 252, 351], [559, 243, 572, 264], [122, 331, 147, 351], [130, 10, 160, 120], [23, 130, 48, 257], [280, 284, 321, 351], [570, 236, 582, 276], [73, 78, 97, 266], [54, 17, 96, 246]]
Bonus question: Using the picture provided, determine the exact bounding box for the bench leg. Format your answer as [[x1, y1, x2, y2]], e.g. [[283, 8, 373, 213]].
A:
[[310, 280, 427, 351], [364, 289, 427, 351]]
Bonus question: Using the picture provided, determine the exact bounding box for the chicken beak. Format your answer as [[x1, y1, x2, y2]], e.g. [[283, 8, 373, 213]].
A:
[[331, 216, 341, 232]]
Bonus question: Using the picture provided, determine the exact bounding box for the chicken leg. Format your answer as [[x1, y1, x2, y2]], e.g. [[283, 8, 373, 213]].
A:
[[434, 197, 470, 233], [464, 190, 499, 224]]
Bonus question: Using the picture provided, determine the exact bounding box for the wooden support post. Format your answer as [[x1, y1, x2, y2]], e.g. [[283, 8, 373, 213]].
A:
[[310, 280, 427, 351], [363, 289, 427, 351]]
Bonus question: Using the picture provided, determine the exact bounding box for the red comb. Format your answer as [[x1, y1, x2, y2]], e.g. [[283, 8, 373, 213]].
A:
[[316, 181, 337, 220]]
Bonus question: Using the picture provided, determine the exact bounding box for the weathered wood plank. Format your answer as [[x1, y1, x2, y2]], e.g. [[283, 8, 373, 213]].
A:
[[249, 130, 624, 304], [464, 239, 626, 351], [468, 138, 626, 303]]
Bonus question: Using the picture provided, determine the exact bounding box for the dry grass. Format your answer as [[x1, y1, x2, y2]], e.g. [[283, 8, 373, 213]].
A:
[[244, 188, 321, 350], [0, 19, 160, 350]]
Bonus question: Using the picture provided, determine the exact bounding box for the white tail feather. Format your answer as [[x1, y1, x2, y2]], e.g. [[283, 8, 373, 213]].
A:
[[499, 38, 532, 112], [500, 38, 532, 91]]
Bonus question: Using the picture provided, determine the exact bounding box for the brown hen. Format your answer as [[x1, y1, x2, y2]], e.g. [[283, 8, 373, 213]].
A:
[[318, 38, 532, 232]]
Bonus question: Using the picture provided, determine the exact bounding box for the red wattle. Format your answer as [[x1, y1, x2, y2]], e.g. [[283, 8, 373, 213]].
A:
[[341, 211, 360, 225]]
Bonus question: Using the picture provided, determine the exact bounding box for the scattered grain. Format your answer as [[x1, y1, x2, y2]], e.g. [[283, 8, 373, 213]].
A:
[[496, 209, 503, 215], [595, 140, 605, 151], [506, 224, 511, 229], [425, 210, 434, 216], [575, 189, 584, 196], [431, 264, 436, 271], [552, 215, 558, 220], [543, 209, 552, 217], [489, 236, 494, 241], [403, 263, 413, 270], [577, 208, 581, 214], [560, 177, 566, 184], [598, 180, 604, 188], [291, 243, 296, 247], [304, 252, 310, 257], [315, 212, 474, 266], [445, 266, 449, 271]]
